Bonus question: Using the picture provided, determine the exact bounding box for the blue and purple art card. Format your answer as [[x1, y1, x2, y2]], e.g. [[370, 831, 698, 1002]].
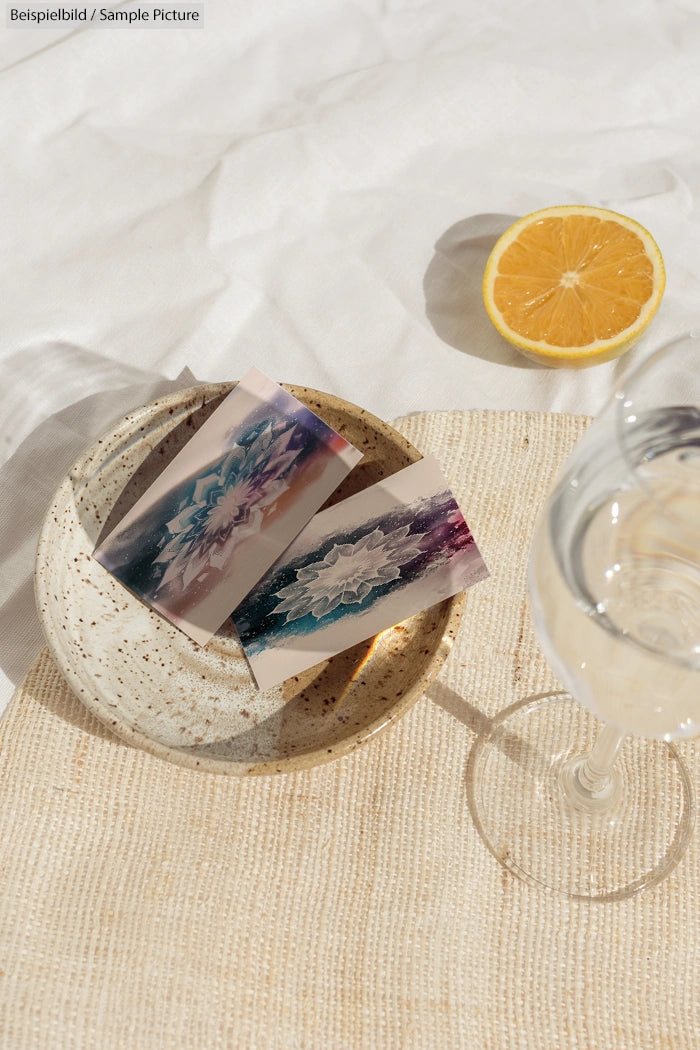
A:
[[232, 455, 489, 690], [93, 368, 363, 645]]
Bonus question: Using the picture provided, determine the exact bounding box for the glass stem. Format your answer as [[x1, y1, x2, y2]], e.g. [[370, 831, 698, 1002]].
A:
[[561, 722, 626, 813], [576, 723, 625, 795]]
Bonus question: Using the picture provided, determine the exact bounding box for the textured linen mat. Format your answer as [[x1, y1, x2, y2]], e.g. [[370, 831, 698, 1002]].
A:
[[1, 409, 699, 1050]]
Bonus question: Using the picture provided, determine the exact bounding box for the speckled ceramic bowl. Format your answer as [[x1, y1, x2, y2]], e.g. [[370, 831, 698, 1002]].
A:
[[35, 383, 464, 774]]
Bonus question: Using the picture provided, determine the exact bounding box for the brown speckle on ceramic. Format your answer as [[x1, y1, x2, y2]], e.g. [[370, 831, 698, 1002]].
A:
[[35, 384, 464, 774]]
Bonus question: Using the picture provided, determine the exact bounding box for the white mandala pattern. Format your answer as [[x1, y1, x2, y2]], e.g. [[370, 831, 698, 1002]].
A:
[[153, 422, 299, 594], [273, 525, 425, 622]]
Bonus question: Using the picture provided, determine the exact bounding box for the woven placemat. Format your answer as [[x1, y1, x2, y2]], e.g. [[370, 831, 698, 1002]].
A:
[[1, 409, 699, 1050]]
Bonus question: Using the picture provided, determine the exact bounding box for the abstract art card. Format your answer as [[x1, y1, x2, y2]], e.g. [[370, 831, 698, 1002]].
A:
[[93, 368, 363, 645], [232, 455, 489, 690]]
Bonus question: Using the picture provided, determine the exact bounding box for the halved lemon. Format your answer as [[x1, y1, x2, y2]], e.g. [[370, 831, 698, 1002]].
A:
[[482, 205, 666, 367]]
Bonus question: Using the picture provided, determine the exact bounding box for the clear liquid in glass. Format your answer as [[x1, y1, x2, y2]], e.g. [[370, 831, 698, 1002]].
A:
[[530, 407, 700, 741]]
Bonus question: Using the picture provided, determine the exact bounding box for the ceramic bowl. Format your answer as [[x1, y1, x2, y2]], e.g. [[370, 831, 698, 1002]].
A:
[[35, 383, 463, 774]]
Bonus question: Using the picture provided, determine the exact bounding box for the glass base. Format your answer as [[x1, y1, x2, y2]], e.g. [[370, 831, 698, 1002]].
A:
[[467, 693, 696, 901]]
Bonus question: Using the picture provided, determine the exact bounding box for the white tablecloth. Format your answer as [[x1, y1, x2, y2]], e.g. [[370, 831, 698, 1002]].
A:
[[2, 0, 699, 716]]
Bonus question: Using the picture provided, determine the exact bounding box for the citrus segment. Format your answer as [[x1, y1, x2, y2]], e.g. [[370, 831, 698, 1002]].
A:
[[483, 206, 665, 366]]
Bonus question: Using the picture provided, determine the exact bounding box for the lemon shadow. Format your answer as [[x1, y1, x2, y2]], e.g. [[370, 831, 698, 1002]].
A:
[[424, 212, 542, 368]]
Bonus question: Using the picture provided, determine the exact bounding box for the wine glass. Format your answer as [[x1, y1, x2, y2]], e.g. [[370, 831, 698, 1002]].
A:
[[468, 333, 700, 900]]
